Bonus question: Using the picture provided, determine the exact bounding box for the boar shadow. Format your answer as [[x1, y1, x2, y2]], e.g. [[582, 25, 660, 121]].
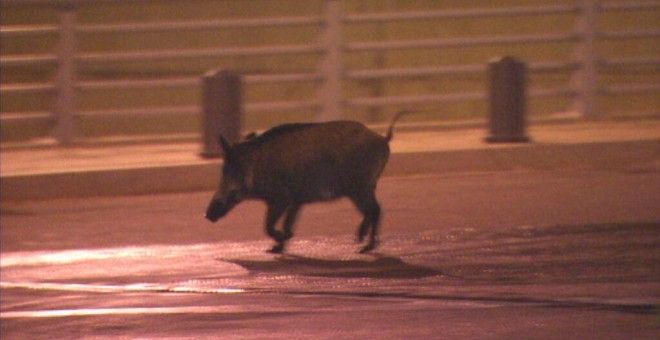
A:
[[222, 254, 441, 279]]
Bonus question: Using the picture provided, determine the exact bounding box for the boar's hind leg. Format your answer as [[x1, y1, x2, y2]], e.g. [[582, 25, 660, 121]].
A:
[[351, 191, 381, 253]]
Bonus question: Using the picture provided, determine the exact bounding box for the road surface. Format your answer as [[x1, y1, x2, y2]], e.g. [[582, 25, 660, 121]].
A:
[[2, 170, 659, 339]]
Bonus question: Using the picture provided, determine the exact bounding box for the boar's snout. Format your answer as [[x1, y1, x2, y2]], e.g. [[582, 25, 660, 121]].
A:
[[205, 199, 229, 222], [205, 204, 224, 222], [205, 191, 240, 222]]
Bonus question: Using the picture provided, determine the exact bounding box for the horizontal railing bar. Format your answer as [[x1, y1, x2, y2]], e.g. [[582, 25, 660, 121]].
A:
[[244, 72, 321, 84], [1, 82, 55, 93], [245, 100, 320, 113], [1, 54, 57, 66], [1, 0, 183, 7], [531, 61, 580, 72], [348, 65, 484, 80], [348, 92, 485, 108], [345, 4, 577, 23], [78, 44, 322, 63], [347, 61, 577, 80], [0, 111, 52, 121], [604, 83, 660, 94], [600, 29, 660, 39], [347, 33, 577, 51], [79, 16, 322, 34], [78, 105, 200, 117], [528, 88, 576, 98], [76, 73, 322, 90], [604, 56, 660, 67], [0, 24, 59, 36], [349, 86, 576, 108], [600, 1, 660, 11], [78, 77, 200, 90], [78, 101, 321, 117]]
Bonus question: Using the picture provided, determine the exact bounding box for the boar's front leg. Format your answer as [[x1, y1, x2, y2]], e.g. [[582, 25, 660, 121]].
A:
[[265, 201, 301, 254], [281, 204, 301, 243], [265, 202, 287, 253]]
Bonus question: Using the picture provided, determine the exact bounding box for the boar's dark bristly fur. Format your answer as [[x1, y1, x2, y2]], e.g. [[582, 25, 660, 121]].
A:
[[205, 112, 407, 254]]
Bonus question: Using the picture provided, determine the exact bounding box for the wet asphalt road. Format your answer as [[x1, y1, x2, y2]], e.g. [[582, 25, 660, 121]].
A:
[[1, 170, 659, 339]]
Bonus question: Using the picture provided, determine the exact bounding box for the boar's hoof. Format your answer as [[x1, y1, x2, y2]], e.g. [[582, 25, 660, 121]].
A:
[[268, 243, 285, 254], [359, 243, 377, 254]]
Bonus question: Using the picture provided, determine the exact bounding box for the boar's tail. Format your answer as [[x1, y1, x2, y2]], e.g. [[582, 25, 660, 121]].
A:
[[385, 110, 413, 143]]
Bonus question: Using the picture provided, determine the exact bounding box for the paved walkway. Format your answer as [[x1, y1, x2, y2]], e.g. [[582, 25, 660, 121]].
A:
[[1, 119, 659, 200]]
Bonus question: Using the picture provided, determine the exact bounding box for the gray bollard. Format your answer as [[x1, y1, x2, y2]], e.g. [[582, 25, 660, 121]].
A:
[[201, 70, 242, 158], [486, 56, 530, 143]]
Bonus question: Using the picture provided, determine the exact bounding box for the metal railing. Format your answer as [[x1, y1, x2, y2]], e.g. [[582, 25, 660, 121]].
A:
[[326, 2, 585, 120], [1, 0, 659, 145]]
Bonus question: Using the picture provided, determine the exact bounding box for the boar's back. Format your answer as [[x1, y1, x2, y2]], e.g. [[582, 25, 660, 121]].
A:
[[247, 121, 389, 201]]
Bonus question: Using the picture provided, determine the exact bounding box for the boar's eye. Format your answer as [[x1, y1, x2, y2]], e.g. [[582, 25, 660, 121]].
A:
[[222, 162, 245, 189]]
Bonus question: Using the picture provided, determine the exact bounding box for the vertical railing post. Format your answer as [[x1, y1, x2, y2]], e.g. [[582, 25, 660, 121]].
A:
[[317, 0, 343, 122], [486, 56, 530, 143], [52, 5, 77, 144], [573, 0, 600, 119], [201, 70, 242, 158]]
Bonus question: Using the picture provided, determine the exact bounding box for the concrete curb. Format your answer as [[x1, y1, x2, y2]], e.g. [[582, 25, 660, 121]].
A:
[[386, 140, 659, 176], [2, 139, 657, 201]]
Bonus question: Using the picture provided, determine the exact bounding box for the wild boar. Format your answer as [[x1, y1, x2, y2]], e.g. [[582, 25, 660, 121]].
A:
[[205, 112, 407, 253]]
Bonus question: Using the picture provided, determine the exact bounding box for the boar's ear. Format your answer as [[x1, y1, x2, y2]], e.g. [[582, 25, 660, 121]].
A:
[[218, 136, 233, 159]]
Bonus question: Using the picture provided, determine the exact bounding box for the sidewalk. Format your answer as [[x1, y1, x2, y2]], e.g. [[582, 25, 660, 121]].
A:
[[1, 119, 659, 201]]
